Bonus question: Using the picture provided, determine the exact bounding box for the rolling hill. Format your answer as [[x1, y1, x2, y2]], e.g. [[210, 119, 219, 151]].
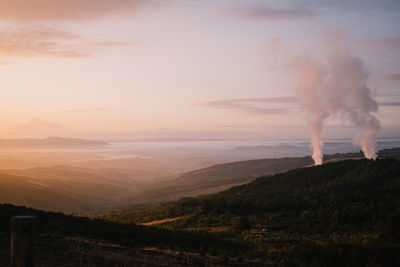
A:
[[0, 156, 315, 212], [132, 156, 314, 202], [129, 148, 399, 203], [1, 148, 399, 213], [0, 166, 146, 212], [98, 158, 400, 266], [0, 155, 399, 265]]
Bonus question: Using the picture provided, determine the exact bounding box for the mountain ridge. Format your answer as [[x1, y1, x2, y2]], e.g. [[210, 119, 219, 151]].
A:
[[0, 136, 108, 148]]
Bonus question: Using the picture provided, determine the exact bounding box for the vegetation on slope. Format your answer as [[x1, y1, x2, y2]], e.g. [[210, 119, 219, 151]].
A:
[[132, 156, 314, 202], [0, 204, 243, 256], [0, 166, 144, 212], [1, 149, 400, 265], [1, 148, 397, 214], [98, 158, 400, 266], [109, 148, 400, 204]]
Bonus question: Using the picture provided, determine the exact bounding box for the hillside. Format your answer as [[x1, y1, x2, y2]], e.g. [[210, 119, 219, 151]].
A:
[[0, 204, 245, 266], [69, 157, 179, 180], [132, 156, 314, 202], [0, 156, 316, 212], [0, 166, 145, 212], [1, 149, 398, 213], [129, 148, 399, 203], [0, 156, 314, 212], [98, 158, 400, 266], [0, 157, 399, 265]]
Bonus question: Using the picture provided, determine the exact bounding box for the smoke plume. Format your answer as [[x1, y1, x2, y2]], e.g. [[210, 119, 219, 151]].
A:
[[294, 47, 380, 165], [295, 56, 328, 165]]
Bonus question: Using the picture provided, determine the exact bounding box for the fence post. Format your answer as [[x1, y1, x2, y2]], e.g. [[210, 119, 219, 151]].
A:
[[10, 216, 36, 267]]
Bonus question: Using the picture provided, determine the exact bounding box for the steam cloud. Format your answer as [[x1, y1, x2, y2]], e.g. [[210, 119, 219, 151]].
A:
[[294, 47, 380, 165]]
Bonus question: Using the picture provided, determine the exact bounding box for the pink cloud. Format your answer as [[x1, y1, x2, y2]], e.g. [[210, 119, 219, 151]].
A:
[[0, 0, 147, 22], [368, 37, 400, 51], [14, 118, 67, 132], [0, 24, 132, 58]]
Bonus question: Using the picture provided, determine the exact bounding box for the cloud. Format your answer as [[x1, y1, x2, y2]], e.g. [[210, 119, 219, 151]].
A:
[[0, 0, 147, 22], [227, 0, 399, 22], [229, 5, 315, 20], [198, 96, 299, 115], [379, 101, 400, 107], [0, 24, 86, 58], [64, 108, 107, 113], [368, 37, 400, 51], [0, 0, 144, 60], [0, 24, 132, 59], [296, 0, 400, 10], [383, 73, 400, 80], [13, 118, 67, 131]]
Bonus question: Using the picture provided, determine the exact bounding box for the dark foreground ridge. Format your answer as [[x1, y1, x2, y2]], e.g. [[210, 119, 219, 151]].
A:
[[0, 204, 246, 266]]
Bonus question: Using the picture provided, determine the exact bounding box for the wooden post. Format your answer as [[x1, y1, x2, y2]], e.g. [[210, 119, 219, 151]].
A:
[[10, 216, 36, 267]]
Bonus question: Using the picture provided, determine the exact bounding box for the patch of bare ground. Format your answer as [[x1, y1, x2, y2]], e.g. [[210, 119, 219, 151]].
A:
[[139, 216, 185, 226]]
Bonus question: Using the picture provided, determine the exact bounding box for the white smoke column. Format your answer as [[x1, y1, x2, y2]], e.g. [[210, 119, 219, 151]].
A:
[[324, 48, 380, 159], [294, 54, 328, 165], [293, 46, 380, 163]]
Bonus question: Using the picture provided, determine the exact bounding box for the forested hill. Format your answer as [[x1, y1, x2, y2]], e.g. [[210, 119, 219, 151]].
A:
[[179, 158, 400, 223], [99, 158, 400, 266], [127, 148, 400, 203], [1, 156, 399, 265], [101, 158, 400, 226]]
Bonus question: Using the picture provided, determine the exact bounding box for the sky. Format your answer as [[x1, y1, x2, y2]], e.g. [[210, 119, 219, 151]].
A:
[[0, 0, 399, 140]]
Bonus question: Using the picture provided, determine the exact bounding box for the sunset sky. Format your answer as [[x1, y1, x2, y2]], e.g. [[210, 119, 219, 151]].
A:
[[1, 0, 399, 139]]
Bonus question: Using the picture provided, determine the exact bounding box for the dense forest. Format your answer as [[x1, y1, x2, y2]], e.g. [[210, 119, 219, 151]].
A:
[[98, 157, 400, 266]]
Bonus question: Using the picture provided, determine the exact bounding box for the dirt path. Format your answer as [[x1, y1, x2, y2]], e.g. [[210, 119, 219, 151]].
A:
[[140, 216, 185, 226]]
